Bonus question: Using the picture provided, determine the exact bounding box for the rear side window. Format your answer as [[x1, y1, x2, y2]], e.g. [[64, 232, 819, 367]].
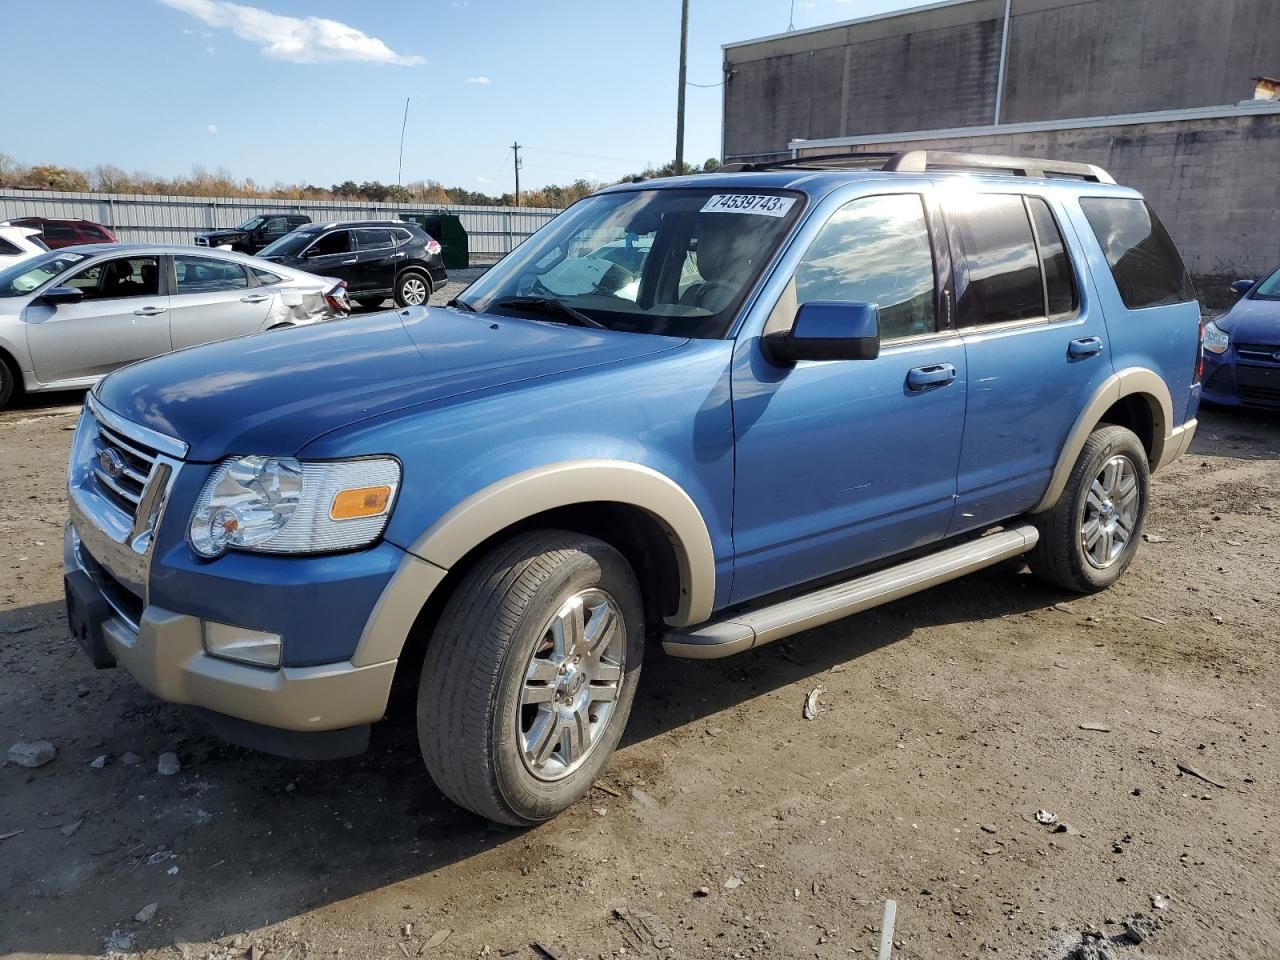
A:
[[1026, 197, 1077, 317], [252, 267, 283, 285], [1080, 198, 1193, 309], [355, 228, 395, 250], [175, 256, 249, 293], [794, 193, 937, 340], [946, 194, 1043, 326], [0, 238, 19, 256]]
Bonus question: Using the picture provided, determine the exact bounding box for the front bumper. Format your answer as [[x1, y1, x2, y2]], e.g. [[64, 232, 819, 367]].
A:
[[1202, 350, 1280, 410], [65, 524, 396, 735]]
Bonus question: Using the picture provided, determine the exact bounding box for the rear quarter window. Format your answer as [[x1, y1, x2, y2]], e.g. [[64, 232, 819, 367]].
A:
[[1080, 198, 1193, 309]]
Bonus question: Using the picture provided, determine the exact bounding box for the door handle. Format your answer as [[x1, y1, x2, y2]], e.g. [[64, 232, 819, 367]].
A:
[[240, 294, 271, 303], [132, 306, 167, 316], [341, 258, 358, 265], [1068, 336, 1104, 359], [906, 362, 957, 391]]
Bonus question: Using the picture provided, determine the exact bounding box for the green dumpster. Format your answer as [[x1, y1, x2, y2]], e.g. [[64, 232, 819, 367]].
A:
[[399, 211, 468, 269]]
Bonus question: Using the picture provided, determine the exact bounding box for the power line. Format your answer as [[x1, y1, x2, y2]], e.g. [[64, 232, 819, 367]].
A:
[[686, 79, 724, 87]]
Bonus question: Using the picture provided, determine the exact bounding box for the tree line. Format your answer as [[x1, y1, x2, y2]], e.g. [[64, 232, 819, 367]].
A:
[[0, 154, 722, 210]]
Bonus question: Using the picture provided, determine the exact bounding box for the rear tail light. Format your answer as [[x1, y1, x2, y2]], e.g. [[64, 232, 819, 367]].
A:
[[324, 280, 350, 315], [425, 239, 442, 257], [1194, 316, 1206, 384]]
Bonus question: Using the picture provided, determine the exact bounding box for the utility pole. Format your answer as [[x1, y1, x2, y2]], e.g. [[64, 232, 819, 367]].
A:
[[397, 97, 410, 187], [512, 141, 523, 206], [675, 0, 688, 175]]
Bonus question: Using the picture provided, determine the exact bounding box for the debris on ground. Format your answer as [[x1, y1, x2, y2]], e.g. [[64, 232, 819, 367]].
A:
[[120, 751, 143, 767], [1079, 723, 1112, 732], [1052, 602, 1075, 613], [1139, 615, 1167, 625], [1151, 894, 1169, 910], [878, 900, 897, 960], [90, 755, 107, 768], [420, 927, 452, 951], [103, 929, 135, 955], [531, 944, 562, 960], [724, 875, 743, 890], [134, 901, 158, 922], [1053, 913, 1165, 959], [1142, 533, 1171, 543], [1035, 809, 1059, 825], [610, 906, 673, 951], [592, 781, 622, 798], [591, 806, 608, 816], [980, 823, 997, 834], [1176, 761, 1226, 789], [0, 828, 24, 842], [59, 817, 83, 837], [803, 684, 826, 720], [7, 740, 56, 768], [157, 751, 181, 776], [1054, 821, 1081, 836], [145, 849, 175, 865], [693, 885, 710, 897]]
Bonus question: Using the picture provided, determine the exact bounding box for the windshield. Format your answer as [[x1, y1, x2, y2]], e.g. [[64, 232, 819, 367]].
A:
[[0, 251, 87, 297], [1252, 266, 1280, 300], [237, 216, 265, 231], [259, 231, 317, 258], [459, 188, 803, 338]]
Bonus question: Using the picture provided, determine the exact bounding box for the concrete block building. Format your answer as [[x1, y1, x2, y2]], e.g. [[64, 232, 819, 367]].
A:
[[721, 0, 1280, 303]]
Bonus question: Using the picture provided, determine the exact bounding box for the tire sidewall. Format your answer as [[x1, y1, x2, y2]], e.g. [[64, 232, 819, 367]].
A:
[[0, 361, 12, 409], [1066, 430, 1150, 589], [490, 543, 644, 823]]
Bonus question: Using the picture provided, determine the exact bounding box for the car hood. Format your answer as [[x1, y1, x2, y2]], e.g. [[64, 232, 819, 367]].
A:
[[94, 306, 685, 461], [198, 229, 245, 241], [1218, 297, 1280, 346]]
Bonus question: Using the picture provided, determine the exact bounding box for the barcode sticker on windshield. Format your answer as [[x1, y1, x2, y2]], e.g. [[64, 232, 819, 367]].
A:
[[700, 194, 796, 218]]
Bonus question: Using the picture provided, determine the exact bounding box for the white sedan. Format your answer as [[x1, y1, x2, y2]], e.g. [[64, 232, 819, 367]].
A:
[[0, 225, 49, 268], [0, 244, 350, 408]]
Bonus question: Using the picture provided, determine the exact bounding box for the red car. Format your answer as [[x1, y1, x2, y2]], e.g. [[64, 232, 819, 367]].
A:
[[3, 217, 117, 248]]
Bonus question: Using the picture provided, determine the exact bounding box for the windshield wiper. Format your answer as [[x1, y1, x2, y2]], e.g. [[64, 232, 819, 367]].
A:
[[446, 297, 476, 312], [493, 296, 607, 330]]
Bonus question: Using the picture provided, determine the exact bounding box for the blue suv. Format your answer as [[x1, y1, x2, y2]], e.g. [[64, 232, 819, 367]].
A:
[[64, 151, 1201, 824]]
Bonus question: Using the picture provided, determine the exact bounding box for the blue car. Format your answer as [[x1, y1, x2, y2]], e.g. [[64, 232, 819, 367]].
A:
[[64, 150, 1201, 824], [1202, 267, 1280, 410]]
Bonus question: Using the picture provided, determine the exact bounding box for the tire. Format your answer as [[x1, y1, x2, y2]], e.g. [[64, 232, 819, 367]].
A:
[[355, 296, 386, 309], [418, 530, 644, 825], [0, 353, 18, 410], [1027, 424, 1150, 593], [394, 270, 431, 307]]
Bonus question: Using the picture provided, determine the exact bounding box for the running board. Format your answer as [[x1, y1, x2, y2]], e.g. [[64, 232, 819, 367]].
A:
[[663, 524, 1039, 660]]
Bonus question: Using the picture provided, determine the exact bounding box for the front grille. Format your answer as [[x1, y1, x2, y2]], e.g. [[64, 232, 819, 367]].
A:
[[1239, 384, 1280, 407], [79, 542, 144, 629], [91, 420, 162, 519], [1235, 343, 1280, 365], [1237, 366, 1280, 408]]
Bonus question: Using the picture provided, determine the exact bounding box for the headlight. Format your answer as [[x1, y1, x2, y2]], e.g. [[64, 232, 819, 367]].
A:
[[189, 455, 400, 557], [1203, 320, 1229, 355]]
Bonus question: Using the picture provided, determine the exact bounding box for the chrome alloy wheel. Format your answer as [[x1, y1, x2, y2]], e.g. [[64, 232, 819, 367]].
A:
[[400, 276, 429, 305], [1080, 454, 1139, 569], [518, 588, 625, 781]]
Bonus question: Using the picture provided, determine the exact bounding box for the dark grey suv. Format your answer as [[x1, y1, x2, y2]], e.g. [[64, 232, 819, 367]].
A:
[[257, 220, 448, 309]]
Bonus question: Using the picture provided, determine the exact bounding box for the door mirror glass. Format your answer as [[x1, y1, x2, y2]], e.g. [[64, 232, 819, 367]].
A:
[[1231, 278, 1254, 296], [39, 285, 85, 306], [765, 301, 880, 364]]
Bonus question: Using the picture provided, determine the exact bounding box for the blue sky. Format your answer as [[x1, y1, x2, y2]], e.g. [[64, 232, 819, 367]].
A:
[[2, 0, 923, 192]]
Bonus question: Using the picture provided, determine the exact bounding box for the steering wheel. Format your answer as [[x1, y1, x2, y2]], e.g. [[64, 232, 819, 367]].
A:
[[692, 280, 736, 310]]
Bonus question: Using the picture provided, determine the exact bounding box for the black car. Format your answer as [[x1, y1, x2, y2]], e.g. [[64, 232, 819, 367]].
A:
[[256, 220, 448, 308], [195, 214, 312, 255]]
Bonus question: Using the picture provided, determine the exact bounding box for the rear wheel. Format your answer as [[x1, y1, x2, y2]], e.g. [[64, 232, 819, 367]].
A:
[[1028, 424, 1149, 592], [394, 271, 431, 307], [0, 353, 19, 410], [417, 530, 644, 825]]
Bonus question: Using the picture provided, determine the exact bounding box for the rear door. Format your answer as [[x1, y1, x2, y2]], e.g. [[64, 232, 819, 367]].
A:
[[942, 187, 1112, 532], [24, 254, 171, 383], [352, 228, 399, 294], [168, 254, 273, 349]]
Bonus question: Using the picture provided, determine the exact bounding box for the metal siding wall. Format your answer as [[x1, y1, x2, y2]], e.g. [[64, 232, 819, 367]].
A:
[[0, 191, 563, 254]]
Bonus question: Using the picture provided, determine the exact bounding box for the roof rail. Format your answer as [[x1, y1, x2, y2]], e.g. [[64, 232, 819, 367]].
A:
[[723, 149, 1115, 184]]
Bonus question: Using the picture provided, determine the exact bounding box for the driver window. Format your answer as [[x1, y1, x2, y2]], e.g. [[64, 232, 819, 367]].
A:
[[307, 231, 351, 257], [794, 194, 937, 340], [64, 256, 161, 301]]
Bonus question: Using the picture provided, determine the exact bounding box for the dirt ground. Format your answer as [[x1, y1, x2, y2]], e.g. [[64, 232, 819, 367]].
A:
[[1, 293, 1278, 959]]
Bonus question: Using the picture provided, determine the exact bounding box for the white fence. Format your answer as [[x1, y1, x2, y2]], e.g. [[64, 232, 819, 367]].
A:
[[0, 189, 563, 256]]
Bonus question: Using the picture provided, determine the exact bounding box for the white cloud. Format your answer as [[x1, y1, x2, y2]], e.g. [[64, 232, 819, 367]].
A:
[[464, 76, 490, 84], [475, 175, 489, 183], [207, 124, 218, 134], [158, 0, 425, 65]]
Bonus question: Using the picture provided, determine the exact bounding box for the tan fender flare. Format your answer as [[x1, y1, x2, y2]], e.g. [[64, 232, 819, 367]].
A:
[[352, 460, 717, 667], [1032, 367, 1175, 514]]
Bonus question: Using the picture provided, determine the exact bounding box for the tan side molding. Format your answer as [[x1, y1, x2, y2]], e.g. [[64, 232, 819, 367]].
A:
[[406, 460, 717, 628], [1033, 368, 1175, 514]]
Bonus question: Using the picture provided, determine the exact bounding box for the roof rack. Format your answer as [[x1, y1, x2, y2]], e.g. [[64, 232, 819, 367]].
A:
[[723, 149, 1115, 184]]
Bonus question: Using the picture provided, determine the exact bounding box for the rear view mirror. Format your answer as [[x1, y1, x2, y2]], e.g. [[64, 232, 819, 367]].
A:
[[764, 301, 880, 365], [1231, 279, 1254, 296], [39, 286, 84, 306]]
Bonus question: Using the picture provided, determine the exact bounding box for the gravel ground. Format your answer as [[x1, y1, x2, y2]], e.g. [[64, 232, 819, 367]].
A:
[[1, 316, 1278, 959]]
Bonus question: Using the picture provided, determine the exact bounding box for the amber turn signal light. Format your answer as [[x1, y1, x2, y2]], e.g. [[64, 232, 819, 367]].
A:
[[330, 485, 393, 520]]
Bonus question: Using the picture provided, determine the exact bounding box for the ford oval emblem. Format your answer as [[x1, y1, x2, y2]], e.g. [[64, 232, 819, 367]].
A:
[[98, 447, 126, 480]]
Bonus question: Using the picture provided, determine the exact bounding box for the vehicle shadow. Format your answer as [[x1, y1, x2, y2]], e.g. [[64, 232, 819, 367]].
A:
[[1194, 404, 1280, 460], [0, 560, 1068, 957]]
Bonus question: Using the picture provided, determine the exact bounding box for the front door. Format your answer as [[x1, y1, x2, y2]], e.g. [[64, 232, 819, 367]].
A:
[[300, 229, 356, 286], [168, 255, 272, 350], [25, 254, 171, 384], [940, 189, 1114, 531], [730, 191, 967, 604]]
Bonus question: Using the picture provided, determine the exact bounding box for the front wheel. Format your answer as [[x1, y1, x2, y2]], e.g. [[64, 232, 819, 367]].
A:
[[394, 271, 431, 307], [417, 530, 644, 825], [1028, 424, 1150, 592]]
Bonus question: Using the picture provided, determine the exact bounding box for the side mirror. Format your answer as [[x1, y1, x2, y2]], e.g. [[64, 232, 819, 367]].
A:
[[1231, 279, 1254, 296], [38, 286, 84, 306], [763, 301, 880, 365]]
